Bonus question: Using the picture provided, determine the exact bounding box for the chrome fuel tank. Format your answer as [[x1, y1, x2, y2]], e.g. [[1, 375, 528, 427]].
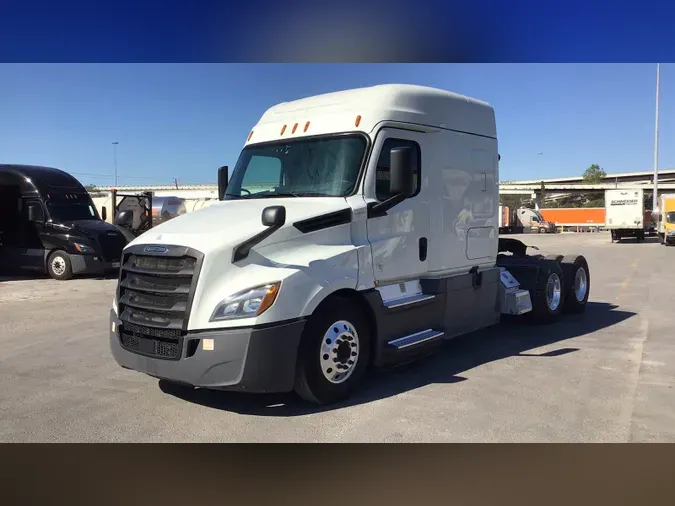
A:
[[151, 196, 187, 226]]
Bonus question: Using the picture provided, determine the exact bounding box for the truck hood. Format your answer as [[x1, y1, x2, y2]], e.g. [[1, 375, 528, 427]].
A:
[[51, 219, 121, 240], [126, 197, 352, 255]]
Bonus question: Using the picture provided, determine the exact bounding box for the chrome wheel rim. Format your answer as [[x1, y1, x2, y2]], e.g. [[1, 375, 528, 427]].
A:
[[320, 320, 360, 384], [51, 257, 66, 276], [574, 267, 588, 302], [546, 272, 562, 311]]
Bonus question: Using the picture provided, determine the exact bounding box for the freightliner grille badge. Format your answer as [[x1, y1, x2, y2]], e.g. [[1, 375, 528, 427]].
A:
[[143, 245, 169, 254]]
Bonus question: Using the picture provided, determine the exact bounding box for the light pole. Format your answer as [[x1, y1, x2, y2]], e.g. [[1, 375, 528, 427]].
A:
[[112, 141, 119, 188], [653, 64, 660, 212]]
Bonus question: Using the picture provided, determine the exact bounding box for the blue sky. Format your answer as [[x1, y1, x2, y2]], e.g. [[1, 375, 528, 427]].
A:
[[0, 63, 670, 186]]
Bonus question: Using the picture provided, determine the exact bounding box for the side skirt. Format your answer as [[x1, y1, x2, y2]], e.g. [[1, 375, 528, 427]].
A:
[[362, 268, 502, 368]]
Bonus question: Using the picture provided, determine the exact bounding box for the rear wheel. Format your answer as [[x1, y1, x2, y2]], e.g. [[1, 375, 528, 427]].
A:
[[560, 255, 590, 314], [529, 260, 565, 324], [294, 298, 371, 405], [47, 250, 73, 280]]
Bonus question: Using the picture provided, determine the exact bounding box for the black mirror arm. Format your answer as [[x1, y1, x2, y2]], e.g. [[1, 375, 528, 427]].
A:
[[367, 193, 407, 219], [231, 206, 286, 263]]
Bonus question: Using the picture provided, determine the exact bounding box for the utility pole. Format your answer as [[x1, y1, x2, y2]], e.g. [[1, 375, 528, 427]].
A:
[[653, 64, 660, 212], [112, 141, 119, 188]]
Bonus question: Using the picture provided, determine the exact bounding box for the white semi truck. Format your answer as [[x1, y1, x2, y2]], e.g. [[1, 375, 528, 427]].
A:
[[605, 188, 646, 242], [109, 85, 591, 405], [498, 205, 556, 234]]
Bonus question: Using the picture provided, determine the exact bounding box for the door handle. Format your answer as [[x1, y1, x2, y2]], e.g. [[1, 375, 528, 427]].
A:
[[419, 237, 428, 262]]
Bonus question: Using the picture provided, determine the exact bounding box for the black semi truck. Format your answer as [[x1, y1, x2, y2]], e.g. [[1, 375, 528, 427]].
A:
[[0, 164, 128, 280]]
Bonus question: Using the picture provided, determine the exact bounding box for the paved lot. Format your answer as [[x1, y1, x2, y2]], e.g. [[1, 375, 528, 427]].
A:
[[1, 232, 674, 442]]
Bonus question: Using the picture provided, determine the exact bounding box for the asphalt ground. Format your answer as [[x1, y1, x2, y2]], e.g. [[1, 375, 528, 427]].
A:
[[1, 232, 674, 442]]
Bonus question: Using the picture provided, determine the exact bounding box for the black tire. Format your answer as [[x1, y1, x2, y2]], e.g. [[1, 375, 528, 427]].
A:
[[560, 255, 590, 314], [539, 227, 548, 234], [659, 232, 665, 245], [294, 297, 371, 405], [47, 250, 74, 280], [528, 260, 565, 324]]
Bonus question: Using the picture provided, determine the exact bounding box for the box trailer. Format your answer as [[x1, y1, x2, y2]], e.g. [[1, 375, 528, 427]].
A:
[[657, 193, 675, 245], [540, 208, 605, 230], [605, 189, 645, 242], [109, 84, 591, 405]]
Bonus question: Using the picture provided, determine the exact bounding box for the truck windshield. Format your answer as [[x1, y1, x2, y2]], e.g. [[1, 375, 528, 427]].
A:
[[225, 134, 367, 198], [666, 211, 675, 224], [46, 201, 99, 222]]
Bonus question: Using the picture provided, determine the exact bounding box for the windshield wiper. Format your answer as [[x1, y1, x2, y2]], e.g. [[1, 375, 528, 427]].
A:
[[223, 193, 251, 200], [255, 192, 330, 198], [261, 192, 302, 198]]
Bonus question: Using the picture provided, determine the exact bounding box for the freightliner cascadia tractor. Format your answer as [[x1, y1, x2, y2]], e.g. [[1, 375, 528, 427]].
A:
[[109, 85, 591, 405]]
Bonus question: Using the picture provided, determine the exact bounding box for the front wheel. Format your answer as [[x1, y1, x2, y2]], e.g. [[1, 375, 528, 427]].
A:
[[294, 298, 371, 405], [47, 250, 73, 280]]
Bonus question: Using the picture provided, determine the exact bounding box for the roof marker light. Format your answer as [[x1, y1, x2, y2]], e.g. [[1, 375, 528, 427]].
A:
[[280, 125, 287, 135], [304, 121, 310, 132], [292, 123, 298, 134], [247, 130, 254, 141], [355, 115, 362, 127]]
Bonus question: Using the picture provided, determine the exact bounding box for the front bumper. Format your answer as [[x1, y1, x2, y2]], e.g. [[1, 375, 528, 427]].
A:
[[109, 310, 306, 393], [70, 253, 120, 275]]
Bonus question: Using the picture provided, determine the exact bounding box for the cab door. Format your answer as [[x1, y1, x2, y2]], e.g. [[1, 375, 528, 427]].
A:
[[18, 199, 48, 271], [364, 128, 431, 284], [1, 198, 46, 273]]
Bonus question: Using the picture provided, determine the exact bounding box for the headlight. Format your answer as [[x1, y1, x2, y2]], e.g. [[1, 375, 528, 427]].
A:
[[210, 282, 281, 322], [74, 243, 96, 253]]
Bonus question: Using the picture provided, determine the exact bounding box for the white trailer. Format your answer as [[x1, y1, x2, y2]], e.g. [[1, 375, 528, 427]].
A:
[[109, 84, 591, 405], [605, 188, 645, 242]]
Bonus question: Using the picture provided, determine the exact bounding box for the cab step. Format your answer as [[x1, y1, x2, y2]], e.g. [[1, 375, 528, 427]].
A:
[[387, 329, 445, 350], [383, 293, 436, 309]]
